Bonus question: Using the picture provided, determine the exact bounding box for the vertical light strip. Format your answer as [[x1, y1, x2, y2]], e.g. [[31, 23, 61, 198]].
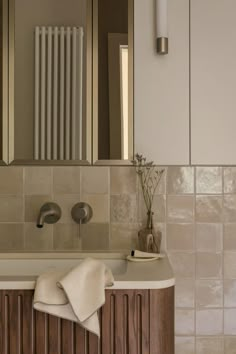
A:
[[34, 27, 40, 160], [65, 27, 71, 160], [120, 46, 129, 160], [78, 28, 84, 160], [59, 27, 65, 160], [71, 27, 77, 160], [46, 27, 52, 160], [53, 27, 59, 160], [156, 0, 168, 54], [40, 27, 46, 159]]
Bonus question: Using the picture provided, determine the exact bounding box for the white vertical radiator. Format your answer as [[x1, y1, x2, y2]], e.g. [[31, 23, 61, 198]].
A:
[[34, 26, 83, 160]]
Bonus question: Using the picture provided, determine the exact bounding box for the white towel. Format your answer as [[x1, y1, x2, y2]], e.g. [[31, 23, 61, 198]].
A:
[[33, 258, 114, 337]]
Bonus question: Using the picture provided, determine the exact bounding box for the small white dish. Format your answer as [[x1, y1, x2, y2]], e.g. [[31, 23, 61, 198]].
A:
[[126, 255, 160, 262]]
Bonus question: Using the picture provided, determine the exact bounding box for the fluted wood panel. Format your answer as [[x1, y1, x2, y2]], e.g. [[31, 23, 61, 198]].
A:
[[0, 287, 174, 354]]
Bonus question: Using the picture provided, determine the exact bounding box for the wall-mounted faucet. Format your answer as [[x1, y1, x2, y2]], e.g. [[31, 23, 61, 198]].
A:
[[37, 202, 62, 228]]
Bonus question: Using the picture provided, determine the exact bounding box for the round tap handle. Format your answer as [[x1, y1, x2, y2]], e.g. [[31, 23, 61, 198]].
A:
[[71, 202, 93, 224]]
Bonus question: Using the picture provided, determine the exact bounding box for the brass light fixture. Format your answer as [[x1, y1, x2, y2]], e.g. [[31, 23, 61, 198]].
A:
[[156, 0, 168, 55]]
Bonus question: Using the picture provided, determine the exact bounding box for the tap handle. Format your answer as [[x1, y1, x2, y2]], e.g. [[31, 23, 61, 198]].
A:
[[71, 202, 93, 224]]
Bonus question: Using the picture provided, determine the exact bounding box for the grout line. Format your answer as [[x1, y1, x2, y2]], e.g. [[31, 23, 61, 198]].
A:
[[193, 166, 197, 341], [221, 166, 225, 339], [22, 167, 26, 250], [108, 167, 111, 250], [164, 167, 168, 252]]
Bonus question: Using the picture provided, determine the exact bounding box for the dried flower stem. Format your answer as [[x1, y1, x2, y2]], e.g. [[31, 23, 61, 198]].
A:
[[132, 154, 164, 212]]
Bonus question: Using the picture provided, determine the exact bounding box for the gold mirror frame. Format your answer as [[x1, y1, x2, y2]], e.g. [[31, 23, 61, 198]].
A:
[[3, 0, 133, 166]]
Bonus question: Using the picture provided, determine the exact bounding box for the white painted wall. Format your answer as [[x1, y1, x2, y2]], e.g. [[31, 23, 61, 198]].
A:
[[134, 0, 189, 165], [191, 0, 236, 165]]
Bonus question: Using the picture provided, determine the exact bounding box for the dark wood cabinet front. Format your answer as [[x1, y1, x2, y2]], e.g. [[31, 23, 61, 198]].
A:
[[0, 287, 174, 354]]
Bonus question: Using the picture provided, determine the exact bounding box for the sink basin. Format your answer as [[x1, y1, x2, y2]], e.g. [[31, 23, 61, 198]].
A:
[[0, 252, 175, 290], [0, 253, 128, 277]]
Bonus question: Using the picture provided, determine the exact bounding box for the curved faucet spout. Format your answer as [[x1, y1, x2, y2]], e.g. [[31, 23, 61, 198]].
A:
[[36, 203, 62, 228], [37, 210, 55, 228]]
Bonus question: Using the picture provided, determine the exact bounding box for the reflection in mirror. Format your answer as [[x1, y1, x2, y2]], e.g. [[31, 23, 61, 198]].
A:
[[9, 0, 92, 164], [93, 0, 133, 162], [0, 0, 8, 164]]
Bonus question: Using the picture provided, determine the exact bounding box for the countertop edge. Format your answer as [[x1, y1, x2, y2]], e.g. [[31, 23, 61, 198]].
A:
[[0, 278, 175, 290]]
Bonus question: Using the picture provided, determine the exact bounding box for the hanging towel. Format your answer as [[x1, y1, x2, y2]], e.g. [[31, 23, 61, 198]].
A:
[[33, 258, 114, 336]]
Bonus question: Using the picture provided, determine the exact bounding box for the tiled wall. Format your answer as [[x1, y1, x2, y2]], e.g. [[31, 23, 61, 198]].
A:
[[1, 165, 236, 352]]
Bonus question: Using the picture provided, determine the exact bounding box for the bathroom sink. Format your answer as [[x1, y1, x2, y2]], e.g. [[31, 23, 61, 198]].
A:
[[0, 253, 128, 277], [0, 252, 175, 290]]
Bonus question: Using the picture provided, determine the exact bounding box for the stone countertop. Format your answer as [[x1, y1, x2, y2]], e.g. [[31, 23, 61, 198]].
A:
[[0, 252, 175, 290]]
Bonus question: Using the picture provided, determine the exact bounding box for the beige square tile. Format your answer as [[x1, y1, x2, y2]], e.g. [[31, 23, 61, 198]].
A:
[[224, 309, 236, 335], [152, 195, 166, 222], [82, 194, 109, 223], [81, 223, 109, 250], [224, 337, 236, 354], [81, 167, 109, 194], [24, 223, 53, 250], [196, 195, 222, 223], [53, 224, 80, 250], [196, 309, 223, 335], [224, 279, 236, 307], [224, 167, 236, 193], [139, 194, 166, 224], [53, 195, 80, 223], [175, 278, 195, 308], [196, 337, 224, 354], [111, 167, 137, 195], [175, 309, 195, 335], [0, 196, 23, 222], [167, 223, 194, 251], [167, 195, 194, 223], [175, 336, 195, 354], [168, 252, 195, 278], [53, 167, 80, 194], [110, 223, 140, 250], [155, 167, 166, 194], [136, 167, 166, 195], [167, 167, 194, 194], [196, 167, 222, 194], [25, 195, 53, 222], [224, 224, 236, 250], [0, 223, 24, 250], [196, 280, 223, 308], [24, 167, 52, 195], [196, 253, 222, 279], [0, 167, 23, 194], [224, 252, 236, 278], [111, 195, 138, 223], [196, 223, 223, 252], [224, 195, 236, 222]]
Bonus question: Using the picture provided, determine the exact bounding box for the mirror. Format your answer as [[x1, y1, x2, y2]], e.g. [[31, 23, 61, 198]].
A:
[[0, 0, 8, 164], [2, 0, 133, 165], [93, 0, 134, 164], [8, 0, 92, 164]]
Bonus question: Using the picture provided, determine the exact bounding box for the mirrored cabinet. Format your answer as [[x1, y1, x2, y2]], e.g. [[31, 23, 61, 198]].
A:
[[0, 0, 134, 165]]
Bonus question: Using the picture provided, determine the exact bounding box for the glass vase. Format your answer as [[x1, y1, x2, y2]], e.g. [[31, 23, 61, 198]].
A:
[[138, 210, 162, 253]]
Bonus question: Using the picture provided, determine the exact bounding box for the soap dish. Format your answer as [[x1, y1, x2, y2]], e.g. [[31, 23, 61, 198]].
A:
[[126, 255, 160, 262]]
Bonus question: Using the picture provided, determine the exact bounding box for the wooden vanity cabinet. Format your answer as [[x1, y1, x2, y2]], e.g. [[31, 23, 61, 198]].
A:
[[0, 287, 174, 354]]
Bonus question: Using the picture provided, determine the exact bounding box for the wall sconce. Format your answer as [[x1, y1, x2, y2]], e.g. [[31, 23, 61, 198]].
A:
[[156, 0, 168, 55]]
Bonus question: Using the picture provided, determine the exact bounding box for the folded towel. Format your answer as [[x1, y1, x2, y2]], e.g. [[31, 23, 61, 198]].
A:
[[33, 258, 114, 336]]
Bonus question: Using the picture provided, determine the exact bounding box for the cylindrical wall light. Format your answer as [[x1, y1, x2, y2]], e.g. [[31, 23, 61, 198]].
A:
[[156, 0, 168, 55]]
